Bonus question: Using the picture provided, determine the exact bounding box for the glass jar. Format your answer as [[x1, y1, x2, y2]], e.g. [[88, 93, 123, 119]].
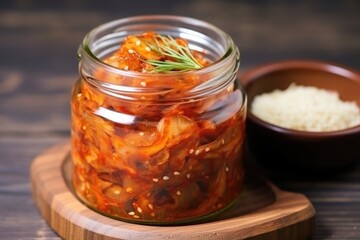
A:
[[71, 15, 246, 225]]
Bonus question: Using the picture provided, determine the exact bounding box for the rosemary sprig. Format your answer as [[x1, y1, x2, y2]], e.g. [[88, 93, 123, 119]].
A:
[[146, 35, 203, 72]]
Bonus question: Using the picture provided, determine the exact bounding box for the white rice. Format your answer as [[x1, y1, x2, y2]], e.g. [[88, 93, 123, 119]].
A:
[[251, 83, 360, 132]]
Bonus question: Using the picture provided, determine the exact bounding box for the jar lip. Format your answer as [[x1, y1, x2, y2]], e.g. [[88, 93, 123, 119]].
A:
[[80, 15, 239, 78]]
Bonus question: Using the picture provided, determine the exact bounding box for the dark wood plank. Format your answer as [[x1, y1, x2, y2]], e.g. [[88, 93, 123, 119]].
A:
[[0, 137, 359, 239], [0, 0, 359, 239], [0, 137, 67, 239]]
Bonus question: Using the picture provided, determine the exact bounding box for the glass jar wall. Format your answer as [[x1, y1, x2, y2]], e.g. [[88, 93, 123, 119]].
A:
[[71, 15, 246, 225]]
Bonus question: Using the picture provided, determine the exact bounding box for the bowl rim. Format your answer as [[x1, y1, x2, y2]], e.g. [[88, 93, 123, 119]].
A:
[[240, 59, 360, 138]]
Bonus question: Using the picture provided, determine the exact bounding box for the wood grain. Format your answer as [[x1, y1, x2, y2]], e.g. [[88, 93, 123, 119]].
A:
[[31, 142, 315, 240], [1, 0, 359, 239]]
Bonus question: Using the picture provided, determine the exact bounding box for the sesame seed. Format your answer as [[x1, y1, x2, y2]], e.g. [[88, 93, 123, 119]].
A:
[[128, 49, 135, 54], [195, 149, 200, 155], [186, 173, 191, 179], [133, 215, 140, 219], [82, 125, 87, 130], [145, 46, 151, 52], [176, 191, 181, 196], [225, 167, 229, 172], [205, 147, 210, 152], [140, 81, 147, 87], [79, 175, 85, 182], [137, 207, 143, 213], [126, 187, 133, 193], [173, 171, 180, 176], [124, 65, 129, 70], [128, 211, 135, 216], [152, 178, 159, 182], [85, 155, 94, 163], [139, 132, 144, 136], [80, 183, 85, 192], [148, 204, 153, 210], [221, 139, 225, 145], [163, 176, 170, 181], [77, 93, 82, 98], [140, 96, 146, 100], [142, 69, 147, 73], [135, 40, 141, 46], [189, 149, 194, 154], [114, 190, 120, 194]]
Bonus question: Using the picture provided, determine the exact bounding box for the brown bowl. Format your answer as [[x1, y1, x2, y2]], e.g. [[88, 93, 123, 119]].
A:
[[240, 60, 360, 172]]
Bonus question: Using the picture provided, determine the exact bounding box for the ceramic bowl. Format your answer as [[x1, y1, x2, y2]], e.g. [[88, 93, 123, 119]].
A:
[[240, 60, 360, 172]]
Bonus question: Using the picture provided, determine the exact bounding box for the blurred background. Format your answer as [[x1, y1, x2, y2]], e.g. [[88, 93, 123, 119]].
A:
[[0, 1, 359, 239], [0, 0, 359, 133]]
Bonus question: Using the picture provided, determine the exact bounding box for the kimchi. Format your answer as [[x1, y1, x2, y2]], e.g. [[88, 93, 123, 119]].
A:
[[71, 30, 246, 224]]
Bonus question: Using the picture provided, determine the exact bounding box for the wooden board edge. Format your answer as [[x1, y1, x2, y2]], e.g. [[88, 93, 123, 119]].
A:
[[30, 142, 316, 240]]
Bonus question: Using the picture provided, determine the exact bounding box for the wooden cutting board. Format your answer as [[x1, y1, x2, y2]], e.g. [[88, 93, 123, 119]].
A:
[[30, 142, 315, 240]]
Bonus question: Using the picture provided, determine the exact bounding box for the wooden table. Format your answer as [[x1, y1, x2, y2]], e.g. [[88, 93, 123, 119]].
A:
[[0, 1, 359, 239]]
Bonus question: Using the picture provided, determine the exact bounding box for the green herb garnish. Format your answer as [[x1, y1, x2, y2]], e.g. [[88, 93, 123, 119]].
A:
[[146, 35, 203, 72]]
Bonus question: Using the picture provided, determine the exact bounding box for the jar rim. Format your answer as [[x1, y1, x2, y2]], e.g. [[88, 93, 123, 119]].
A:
[[78, 15, 240, 99], [80, 15, 239, 75]]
